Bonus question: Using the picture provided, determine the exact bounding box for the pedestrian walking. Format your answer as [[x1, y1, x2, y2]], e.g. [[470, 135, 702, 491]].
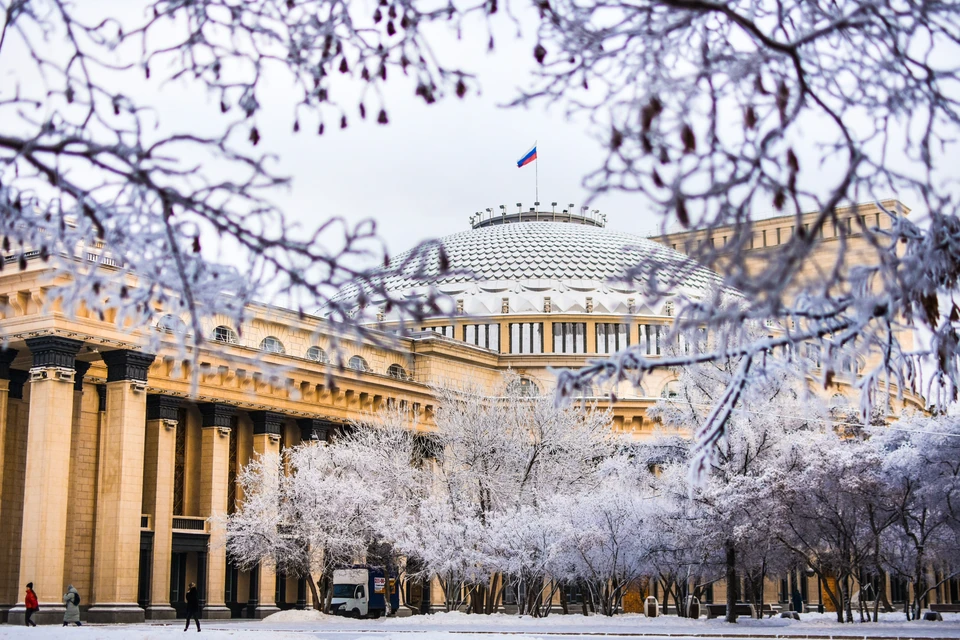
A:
[[24, 582, 38, 627], [62, 585, 81, 626], [184, 582, 201, 632]]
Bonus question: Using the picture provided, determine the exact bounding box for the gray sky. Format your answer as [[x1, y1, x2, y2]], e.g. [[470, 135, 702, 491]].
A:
[[0, 1, 928, 267], [108, 1, 663, 259]]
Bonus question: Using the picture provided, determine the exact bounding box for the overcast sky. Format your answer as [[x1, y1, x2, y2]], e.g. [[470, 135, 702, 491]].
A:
[[0, 1, 927, 264], [237, 10, 659, 257]]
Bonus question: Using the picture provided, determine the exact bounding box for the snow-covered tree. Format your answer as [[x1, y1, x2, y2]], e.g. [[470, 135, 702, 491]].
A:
[[387, 376, 618, 614], [871, 415, 960, 620], [648, 343, 823, 622], [774, 430, 895, 623], [225, 406, 423, 611]]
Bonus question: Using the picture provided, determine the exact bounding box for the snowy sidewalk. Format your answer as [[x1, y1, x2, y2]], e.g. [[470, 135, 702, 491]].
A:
[[1, 611, 958, 640]]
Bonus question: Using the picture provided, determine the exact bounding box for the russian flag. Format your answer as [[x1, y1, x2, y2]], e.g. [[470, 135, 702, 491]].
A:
[[516, 144, 537, 168]]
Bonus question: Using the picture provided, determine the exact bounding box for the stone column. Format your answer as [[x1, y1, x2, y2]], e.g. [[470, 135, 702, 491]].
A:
[[0, 369, 28, 623], [141, 395, 180, 620], [249, 410, 283, 618], [61, 361, 98, 607], [86, 349, 156, 624], [0, 349, 16, 622], [10, 337, 82, 625], [197, 403, 234, 619], [0, 349, 17, 509]]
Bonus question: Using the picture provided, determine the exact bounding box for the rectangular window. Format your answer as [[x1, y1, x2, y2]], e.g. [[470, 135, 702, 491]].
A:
[[464, 323, 500, 352], [421, 325, 454, 338], [596, 323, 630, 354], [891, 576, 908, 603], [173, 408, 187, 516], [553, 322, 586, 354], [639, 325, 662, 355], [509, 323, 543, 354], [227, 417, 238, 515]]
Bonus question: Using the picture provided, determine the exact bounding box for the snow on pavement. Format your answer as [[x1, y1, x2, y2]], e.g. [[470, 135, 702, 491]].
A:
[[1, 611, 959, 640]]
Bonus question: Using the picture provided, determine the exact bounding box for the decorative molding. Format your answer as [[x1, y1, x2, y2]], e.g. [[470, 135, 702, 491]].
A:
[[102, 349, 156, 383], [25, 336, 82, 369], [146, 395, 181, 422], [198, 403, 235, 429], [0, 348, 18, 380], [74, 360, 92, 392], [250, 410, 284, 436], [9, 369, 28, 400]]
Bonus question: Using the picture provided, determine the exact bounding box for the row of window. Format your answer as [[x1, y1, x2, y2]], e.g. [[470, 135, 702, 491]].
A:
[[671, 213, 884, 253], [421, 322, 668, 355], [177, 320, 411, 379]]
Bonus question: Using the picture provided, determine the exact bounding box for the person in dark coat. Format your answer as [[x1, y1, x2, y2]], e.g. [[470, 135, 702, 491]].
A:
[[791, 588, 804, 615], [24, 582, 38, 627], [184, 582, 200, 632]]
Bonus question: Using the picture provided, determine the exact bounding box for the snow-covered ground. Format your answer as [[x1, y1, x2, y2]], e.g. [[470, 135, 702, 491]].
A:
[[1, 611, 958, 640]]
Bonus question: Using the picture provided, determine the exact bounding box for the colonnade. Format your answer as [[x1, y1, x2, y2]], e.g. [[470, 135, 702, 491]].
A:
[[0, 338, 331, 624]]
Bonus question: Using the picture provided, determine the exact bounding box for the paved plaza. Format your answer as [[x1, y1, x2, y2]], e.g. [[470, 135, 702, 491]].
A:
[[1, 611, 959, 640]]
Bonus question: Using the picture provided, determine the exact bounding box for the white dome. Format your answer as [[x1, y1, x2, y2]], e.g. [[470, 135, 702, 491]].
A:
[[343, 221, 726, 318]]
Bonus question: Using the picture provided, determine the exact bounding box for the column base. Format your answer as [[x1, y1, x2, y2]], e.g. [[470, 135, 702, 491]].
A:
[[201, 604, 232, 619], [85, 603, 145, 624], [143, 603, 178, 620], [254, 605, 280, 619], [7, 605, 67, 625]]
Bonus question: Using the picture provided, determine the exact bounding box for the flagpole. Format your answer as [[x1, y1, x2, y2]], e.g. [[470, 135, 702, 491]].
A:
[[535, 140, 539, 205]]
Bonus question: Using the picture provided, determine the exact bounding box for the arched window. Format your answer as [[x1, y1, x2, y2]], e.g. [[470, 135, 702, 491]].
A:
[[157, 314, 186, 334], [259, 336, 286, 354], [387, 364, 409, 380], [213, 325, 238, 344], [306, 346, 328, 363], [661, 381, 679, 399], [348, 355, 370, 372], [508, 376, 540, 397]]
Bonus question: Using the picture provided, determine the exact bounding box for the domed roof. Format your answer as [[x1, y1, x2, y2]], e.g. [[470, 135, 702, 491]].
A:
[[343, 220, 726, 318]]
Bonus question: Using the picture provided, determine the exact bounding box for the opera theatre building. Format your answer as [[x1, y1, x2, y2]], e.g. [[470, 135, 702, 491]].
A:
[[0, 200, 925, 623]]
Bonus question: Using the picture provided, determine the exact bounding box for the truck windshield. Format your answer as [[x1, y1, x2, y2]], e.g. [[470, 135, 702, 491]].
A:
[[333, 584, 357, 598]]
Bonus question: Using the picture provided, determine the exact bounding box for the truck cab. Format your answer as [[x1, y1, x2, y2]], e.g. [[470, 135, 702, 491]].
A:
[[332, 578, 369, 618], [330, 566, 398, 619]]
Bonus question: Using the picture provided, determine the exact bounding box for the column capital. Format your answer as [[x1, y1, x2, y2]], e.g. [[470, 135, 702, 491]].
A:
[[198, 403, 235, 429], [74, 360, 92, 392], [25, 336, 82, 369], [102, 349, 156, 383], [296, 418, 335, 442], [146, 395, 181, 422], [0, 348, 18, 379], [250, 411, 284, 436], [9, 369, 28, 400]]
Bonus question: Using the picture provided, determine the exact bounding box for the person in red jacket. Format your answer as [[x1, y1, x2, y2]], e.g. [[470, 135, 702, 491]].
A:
[[24, 582, 38, 627]]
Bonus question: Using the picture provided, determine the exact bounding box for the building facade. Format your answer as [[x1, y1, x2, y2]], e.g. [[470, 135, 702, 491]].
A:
[[0, 200, 933, 624]]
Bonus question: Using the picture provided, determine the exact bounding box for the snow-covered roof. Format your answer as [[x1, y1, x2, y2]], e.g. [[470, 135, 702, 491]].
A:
[[338, 220, 726, 319]]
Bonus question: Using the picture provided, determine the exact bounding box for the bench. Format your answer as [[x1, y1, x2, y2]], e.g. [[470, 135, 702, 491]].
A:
[[705, 603, 756, 619], [760, 604, 782, 618], [930, 604, 960, 613]]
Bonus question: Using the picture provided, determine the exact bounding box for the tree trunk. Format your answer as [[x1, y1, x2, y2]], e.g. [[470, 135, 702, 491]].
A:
[[725, 540, 738, 623], [307, 572, 322, 611], [324, 572, 334, 615], [486, 574, 500, 615]]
